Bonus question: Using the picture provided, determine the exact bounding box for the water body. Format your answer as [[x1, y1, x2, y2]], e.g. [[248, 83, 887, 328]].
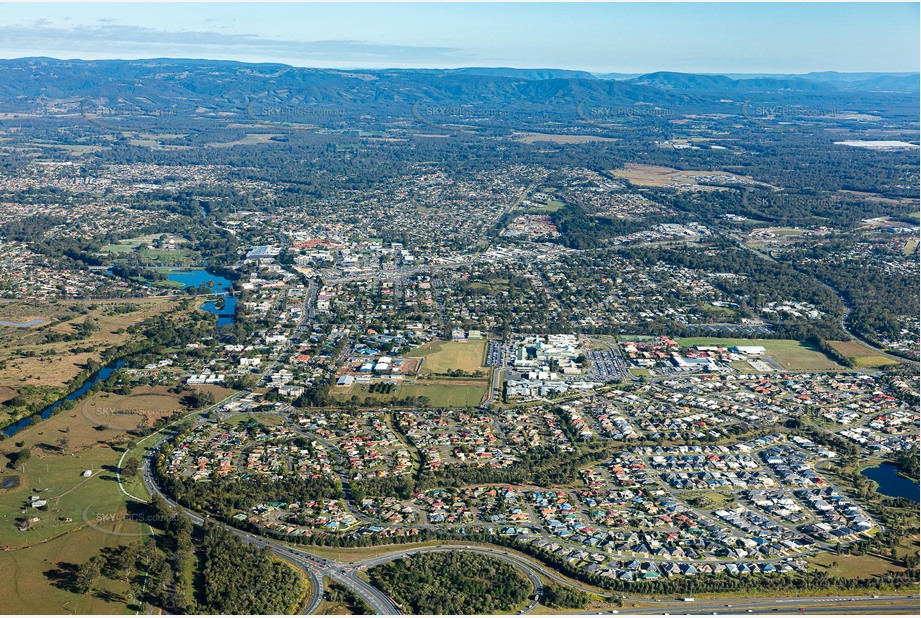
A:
[[862, 463, 920, 502], [2, 360, 126, 437], [167, 269, 236, 326], [0, 318, 45, 328]]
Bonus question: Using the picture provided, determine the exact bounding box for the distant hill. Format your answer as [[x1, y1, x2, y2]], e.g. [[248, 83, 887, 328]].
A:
[[446, 67, 597, 80], [0, 58, 915, 120], [628, 71, 736, 90]]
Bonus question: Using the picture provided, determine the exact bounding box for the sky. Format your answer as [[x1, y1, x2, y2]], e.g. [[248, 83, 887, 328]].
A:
[[0, 2, 918, 74]]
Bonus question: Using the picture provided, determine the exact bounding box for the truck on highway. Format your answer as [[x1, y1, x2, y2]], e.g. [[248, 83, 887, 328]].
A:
[[683, 598, 695, 603]]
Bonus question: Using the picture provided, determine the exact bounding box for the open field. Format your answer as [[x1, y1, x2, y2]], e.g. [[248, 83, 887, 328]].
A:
[[207, 133, 284, 148], [0, 379, 231, 613], [79, 385, 188, 431], [0, 298, 182, 389], [24, 142, 108, 154], [828, 340, 899, 368], [612, 163, 774, 190], [903, 239, 918, 255], [0, 387, 169, 550], [527, 198, 566, 213], [0, 520, 143, 614], [102, 233, 165, 253], [677, 337, 844, 371], [406, 339, 487, 375], [807, 552, 905, 579], [513, 132, 619, 145], [332, 381, 487, 408]]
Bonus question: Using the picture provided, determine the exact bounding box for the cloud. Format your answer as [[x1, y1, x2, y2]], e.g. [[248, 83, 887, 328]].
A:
[[0, 22, 464, 63]]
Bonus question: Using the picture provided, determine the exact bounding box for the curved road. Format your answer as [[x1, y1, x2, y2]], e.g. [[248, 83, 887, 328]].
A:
[[140, 457, 401, 615], [346, 544, 546, 613]]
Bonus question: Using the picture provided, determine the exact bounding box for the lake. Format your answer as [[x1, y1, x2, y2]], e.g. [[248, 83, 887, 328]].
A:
[[2, 360, 126, 437], [862, 462, 920, 503], [167, 269, 237, 326]]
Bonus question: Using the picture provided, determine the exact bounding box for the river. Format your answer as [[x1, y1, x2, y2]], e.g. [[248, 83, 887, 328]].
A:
[[2, 360, 126, 437]]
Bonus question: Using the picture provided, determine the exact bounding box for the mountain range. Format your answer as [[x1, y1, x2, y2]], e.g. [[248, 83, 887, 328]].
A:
[[0, 58, 916, 120]]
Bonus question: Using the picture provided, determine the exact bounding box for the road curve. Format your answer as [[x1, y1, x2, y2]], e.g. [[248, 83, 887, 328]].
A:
[[349, 544, 546, 613], [141, 457, 401, 615], [343, 543, 609, 599]]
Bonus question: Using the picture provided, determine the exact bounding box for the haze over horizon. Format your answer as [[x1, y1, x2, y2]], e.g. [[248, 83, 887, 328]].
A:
[[1, 2, 918, 74]]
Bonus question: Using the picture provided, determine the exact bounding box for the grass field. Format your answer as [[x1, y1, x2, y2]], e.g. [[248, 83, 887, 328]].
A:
[[0, 399, 161, 549], [828, 340, 899, 368], [406, 339, 487, 375], [104, 234, 199, 267], [903, 239, 918, 255], [207, 133, 284, 148], [0, 391, 150, 612], [0, 380, 242, 613], [102, 233, 164, 253], [677, 337, 844, 371], [0, 298, 181, 389], [80, 386, 186, 431], [332, 381, 487, 408], [807, 552, 904, 579], [527, 199, 566, 213], [0, 520, 144, 613]]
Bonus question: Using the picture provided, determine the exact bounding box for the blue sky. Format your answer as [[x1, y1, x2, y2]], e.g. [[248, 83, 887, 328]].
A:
[[0, 2, 918, 73]]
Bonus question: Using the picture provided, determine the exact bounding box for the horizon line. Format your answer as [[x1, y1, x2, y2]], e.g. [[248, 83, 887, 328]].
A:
[[2, 56, 919, 76]]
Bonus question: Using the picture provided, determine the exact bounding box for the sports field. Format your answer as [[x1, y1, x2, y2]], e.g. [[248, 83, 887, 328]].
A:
[[677, 337, 844, 371], [406, 339, 488, 375]]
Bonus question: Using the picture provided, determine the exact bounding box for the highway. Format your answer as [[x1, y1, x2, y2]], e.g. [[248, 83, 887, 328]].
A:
[[344, 544, 547, 614], [597, 594, 920, 615], [134, 457, 921, 617], [140, 455, 401, 615], [121, 276, 914, 616]]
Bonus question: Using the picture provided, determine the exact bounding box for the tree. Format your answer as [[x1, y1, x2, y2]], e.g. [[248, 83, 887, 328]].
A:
[[121, 457, 140, 478], [75, 555, 104, 593], [13, 448, 31, 468]]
